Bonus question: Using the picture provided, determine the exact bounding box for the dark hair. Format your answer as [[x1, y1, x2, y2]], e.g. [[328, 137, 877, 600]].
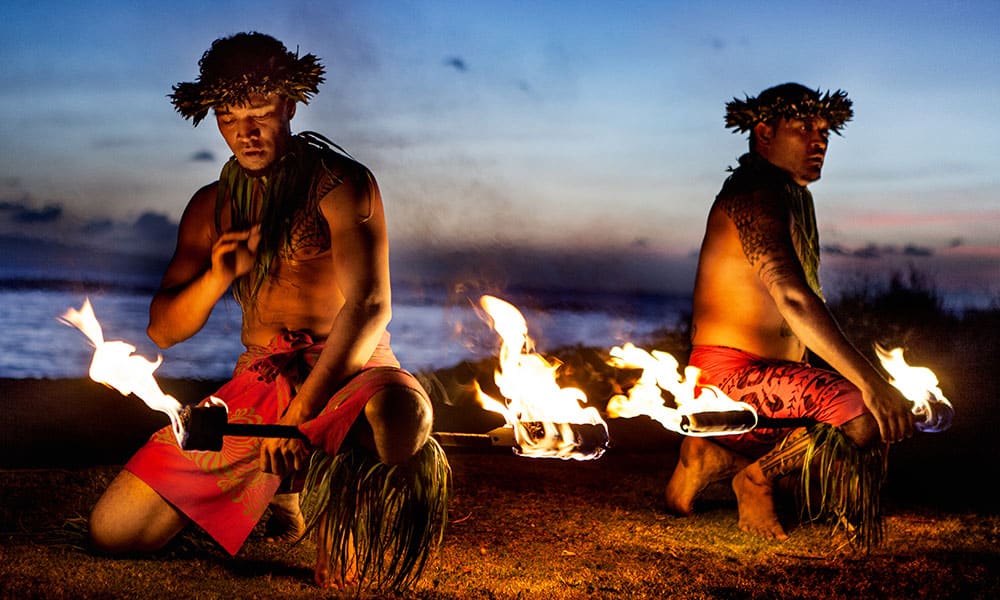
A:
[[170, 32, 325, 126], [726, 82, 853, 148]]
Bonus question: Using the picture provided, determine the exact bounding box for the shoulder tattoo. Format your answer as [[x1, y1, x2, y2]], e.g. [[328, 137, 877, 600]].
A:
[[719, 194, 797, 288], [314, 170, 344, 200]]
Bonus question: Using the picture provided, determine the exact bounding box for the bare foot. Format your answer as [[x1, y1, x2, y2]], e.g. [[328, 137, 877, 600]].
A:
[[264, 492, 306, 543], [314, 558, 358, 590], [732, 463, 788, 540], [666, 436, 750, 515], [313, 513, 359, 589]]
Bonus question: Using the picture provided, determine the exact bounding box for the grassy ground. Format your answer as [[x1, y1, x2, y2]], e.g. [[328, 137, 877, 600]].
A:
[[3, 443, 999, 600]]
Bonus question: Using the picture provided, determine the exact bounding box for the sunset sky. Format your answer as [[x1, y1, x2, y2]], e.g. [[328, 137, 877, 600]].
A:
[[1, 1, 998, 301]]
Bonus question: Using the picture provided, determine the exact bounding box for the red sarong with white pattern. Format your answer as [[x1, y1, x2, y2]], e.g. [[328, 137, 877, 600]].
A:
[[690, 345, 868, 458], [124, 330, 427, 555]]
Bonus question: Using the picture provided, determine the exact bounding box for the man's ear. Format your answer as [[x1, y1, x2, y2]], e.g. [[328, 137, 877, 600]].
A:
[[753, 121, 773, 146]]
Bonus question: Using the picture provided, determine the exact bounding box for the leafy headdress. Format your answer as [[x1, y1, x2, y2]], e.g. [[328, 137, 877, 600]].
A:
[[169, 31, 325, 126], [169, 32, 331, 306], [725, 82, 853, 135]]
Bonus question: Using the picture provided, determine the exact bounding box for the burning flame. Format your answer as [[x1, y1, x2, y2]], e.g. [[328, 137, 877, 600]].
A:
[[606, 342, 954, 436], [475, 295, 608, 460], [875, 345, 953, 432], [606, 343, 757, 436], [59, 298, 189, 445]]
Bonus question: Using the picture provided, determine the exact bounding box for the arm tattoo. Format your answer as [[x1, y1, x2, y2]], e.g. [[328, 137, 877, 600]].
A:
[[283, 172, 344, 257], [719, 193, 800, 289], [314, 171, 344, 200]]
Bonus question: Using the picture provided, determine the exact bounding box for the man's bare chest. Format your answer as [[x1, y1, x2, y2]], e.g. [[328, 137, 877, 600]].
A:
[[220, 193, 331, 262], [280, 205, 331, 262]]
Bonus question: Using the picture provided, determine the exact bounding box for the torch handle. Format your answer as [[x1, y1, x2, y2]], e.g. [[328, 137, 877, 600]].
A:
[[758, 409, 943, 430], [755, 416, 816, 429], [221, 423, 307, 440]]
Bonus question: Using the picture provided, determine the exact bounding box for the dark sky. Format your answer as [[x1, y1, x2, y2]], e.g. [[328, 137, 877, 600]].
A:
[[1, 1, 998, 299]]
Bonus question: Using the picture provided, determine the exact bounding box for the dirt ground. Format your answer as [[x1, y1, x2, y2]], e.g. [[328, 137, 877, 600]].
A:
[[3, 440, 999, 600], [3, 310, 1000, 599]]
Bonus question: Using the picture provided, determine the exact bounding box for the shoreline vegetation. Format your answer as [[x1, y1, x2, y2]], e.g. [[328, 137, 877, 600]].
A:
[[3, 274, 1000, 598]]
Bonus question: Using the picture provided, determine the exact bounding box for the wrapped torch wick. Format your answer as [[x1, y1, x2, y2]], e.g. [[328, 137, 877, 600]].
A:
[[679, 410, 814, 435], [512, 421, 610, 458], [680, 396, 954, 436], [911, 396, 953, 433]]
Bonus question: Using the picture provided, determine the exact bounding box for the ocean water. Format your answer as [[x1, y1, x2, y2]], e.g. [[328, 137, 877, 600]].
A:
[[0, 285, 689, 380]]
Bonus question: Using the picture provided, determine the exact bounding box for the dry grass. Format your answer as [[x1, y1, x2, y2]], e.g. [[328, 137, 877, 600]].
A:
[[3, 445, 999, 600]]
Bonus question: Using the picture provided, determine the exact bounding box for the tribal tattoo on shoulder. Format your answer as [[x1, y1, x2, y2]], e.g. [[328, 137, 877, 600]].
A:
[[719, 193, 798, 289], [313, 171, 344, 200], [282, 172, 343, 257]]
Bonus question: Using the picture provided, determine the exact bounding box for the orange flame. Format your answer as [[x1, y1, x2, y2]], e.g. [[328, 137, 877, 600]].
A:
[[875, 345, 953, 432], [606, 343, 757, 435], [475, 295, 608, 459], [59, 298, 189, 445]]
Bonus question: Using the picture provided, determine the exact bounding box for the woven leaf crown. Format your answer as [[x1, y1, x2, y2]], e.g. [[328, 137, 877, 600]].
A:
[[170, 32, 325, 126], [725, 83, 853, 135]]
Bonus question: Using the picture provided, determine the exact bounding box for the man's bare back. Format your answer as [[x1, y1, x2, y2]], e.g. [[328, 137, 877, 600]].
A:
[[691, 194, 808, 363]]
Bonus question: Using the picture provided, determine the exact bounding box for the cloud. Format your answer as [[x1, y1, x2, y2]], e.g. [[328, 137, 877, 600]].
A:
[[443, 56, 468, 72], [390, 243, 698, 297], [0, 202, 64, 224], [902, 244, 934, 257], [191, 149, 215, 162], [83, 218, 114, 233], [133, 212, 178, 244], [822, 242, 936, 260]]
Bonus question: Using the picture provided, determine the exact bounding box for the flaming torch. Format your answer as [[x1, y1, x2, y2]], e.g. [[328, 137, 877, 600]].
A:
[[59, 299, 305, 451], [607, 343, 953, 436], [875, 345, 953, 433], [60, 299, 187, 444], [472, 295, 609, 460], [604, 343, 791, 436]]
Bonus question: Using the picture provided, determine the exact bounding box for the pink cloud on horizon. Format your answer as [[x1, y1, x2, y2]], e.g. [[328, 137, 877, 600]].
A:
[[939, 244, 1000, 258], [838, 209, 1000, 229]]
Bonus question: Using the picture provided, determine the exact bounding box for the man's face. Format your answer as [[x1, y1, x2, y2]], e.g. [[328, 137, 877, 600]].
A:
[[215, 94, 295, 174], [755, 116, 830, 186]]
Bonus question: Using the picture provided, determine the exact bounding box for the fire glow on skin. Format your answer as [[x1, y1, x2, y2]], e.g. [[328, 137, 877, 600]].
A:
[[60, 296, 953, 457]]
